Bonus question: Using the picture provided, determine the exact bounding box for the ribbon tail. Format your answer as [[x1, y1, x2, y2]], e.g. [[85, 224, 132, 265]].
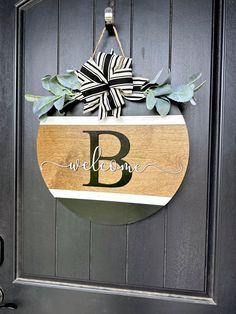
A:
[[84, 102, 100, 113], [75, 92, 84, 101], [124, 77, 148, 101], [98, 94, 108, 120], [112, 106, 122, 119], [98, 104, 107, 120]]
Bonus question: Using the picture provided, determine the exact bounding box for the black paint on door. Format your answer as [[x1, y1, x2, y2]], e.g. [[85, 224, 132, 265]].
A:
[[0, 0, 236, 313]]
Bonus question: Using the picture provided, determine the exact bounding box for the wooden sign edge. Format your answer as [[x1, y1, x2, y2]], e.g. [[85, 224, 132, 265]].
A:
[[37, 115, 189, 206]]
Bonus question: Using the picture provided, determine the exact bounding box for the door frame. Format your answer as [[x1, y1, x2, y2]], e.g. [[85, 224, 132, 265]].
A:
[[0, 0, 235, 312]]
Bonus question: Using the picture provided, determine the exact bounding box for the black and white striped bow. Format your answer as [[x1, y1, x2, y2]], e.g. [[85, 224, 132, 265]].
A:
[[75, 51, 147, 119]]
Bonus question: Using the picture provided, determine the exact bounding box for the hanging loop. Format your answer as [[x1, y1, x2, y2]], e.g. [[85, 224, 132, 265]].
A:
[[92, 1, 125, 58], [92, 26, 125, 59]]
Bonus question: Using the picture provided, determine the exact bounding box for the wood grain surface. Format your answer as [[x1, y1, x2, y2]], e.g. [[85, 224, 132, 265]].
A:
[[37, 118, 189, 202]]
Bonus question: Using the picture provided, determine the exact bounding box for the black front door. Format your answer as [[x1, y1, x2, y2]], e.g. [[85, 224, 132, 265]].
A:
[[0, 0, 236, 313]]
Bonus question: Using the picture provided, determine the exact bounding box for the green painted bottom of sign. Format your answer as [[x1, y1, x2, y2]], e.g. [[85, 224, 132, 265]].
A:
[[59, 198, 161, 225]]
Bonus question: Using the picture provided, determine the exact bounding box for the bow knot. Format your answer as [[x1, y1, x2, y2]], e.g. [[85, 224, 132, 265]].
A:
[[76, 51, 147, 119]]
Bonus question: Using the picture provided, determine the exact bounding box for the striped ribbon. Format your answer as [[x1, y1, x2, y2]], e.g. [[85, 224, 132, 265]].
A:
[[75, 51, 147, 119]]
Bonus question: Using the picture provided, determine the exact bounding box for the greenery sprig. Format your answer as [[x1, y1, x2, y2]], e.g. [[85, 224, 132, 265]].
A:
[[25, 68, 205, 119], [25, 70, 81, 119], [142, 70, 205, 116]]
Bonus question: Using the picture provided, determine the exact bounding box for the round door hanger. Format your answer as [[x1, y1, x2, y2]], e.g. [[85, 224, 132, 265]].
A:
[[37, 114, 189, 225]]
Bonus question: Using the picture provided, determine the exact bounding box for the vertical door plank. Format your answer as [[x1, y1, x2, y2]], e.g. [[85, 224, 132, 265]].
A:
[[56, 203, 90, 280], [127, 211, 165, 287], [58, 0, 94, 116], [90, 224, 127, 283], [90, 0, 131, 284], [22, 0, 58, 275], [127, 0, 170, 288], [165, 0, 212, 291], [55, 0, 93, 281], [59, 0, 94, 72]]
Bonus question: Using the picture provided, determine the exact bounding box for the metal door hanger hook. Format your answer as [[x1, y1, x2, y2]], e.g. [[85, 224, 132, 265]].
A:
[[105, 2, 115, 35]]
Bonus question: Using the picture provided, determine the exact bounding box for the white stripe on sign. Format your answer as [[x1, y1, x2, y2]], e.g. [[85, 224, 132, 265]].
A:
[[49, 189, 171, 206], [40, 115, 185, 126]]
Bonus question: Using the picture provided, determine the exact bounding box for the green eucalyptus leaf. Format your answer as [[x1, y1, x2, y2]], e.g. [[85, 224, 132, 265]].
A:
[[194, 80, 206, 92], [39, 114, 48, 121], [149, 69, 163, 84], [41, 75, 52, 91], [65, 94, 74, 101], [168, 84, 194, 102], [33, 96, 56, 113], [34, 102, 54, 119], [49, 76, 68, 95], [73, 92, 83, 99], [146, 91, 156, 110], [33, 95, 59, 118], [188, 72, 202, 84], [25, 94, 41, 102], [155, 97, 171, 116], [64, 93, 82, 104], [159, 69, 171, 86], [190, 97, 197, 105], [61, 92, 82, 109], [57, 73, 81, 90], [54, 95, 65, 110], [154, 84, 172, 97], [141, 69, 163, 91]]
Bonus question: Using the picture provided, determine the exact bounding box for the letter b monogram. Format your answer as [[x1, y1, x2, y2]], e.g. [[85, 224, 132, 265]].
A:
[[83, 131, 132, 188]]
